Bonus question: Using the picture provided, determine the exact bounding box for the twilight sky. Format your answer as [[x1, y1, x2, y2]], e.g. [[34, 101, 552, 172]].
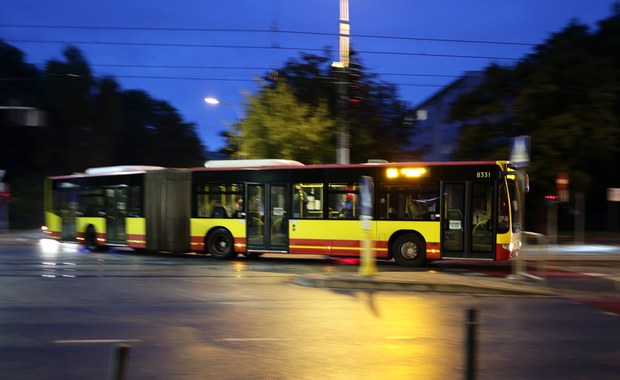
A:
[[2, 0, 618, 151]]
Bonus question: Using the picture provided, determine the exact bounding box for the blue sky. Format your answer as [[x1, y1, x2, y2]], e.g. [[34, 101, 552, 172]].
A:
[[2, 0, 618, 152]]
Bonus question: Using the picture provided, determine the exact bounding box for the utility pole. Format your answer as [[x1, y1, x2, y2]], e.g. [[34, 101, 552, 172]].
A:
[[333, 0, 350, 164]]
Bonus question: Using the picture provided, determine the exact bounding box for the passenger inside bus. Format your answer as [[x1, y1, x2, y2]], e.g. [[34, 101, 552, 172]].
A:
[[293, 185, 308, 218], [406, 198, 426, 220], [388, 207, 398, 219], [233, 198, 245, 218], [472, 200, 487, 224], [338, 194, 353, 218]]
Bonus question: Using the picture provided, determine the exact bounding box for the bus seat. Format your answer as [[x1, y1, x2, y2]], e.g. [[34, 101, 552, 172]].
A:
[[211, 206, 228, 218]]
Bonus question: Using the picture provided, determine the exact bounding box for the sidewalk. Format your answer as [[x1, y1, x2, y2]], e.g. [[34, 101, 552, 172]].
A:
[[293, 270, 558, 296], [295, 242, 620, 296], [0, 229, 45, 244]]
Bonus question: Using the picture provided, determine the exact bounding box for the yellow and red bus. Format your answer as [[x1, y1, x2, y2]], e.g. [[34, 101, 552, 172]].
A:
[[44, 160, 524, 267]]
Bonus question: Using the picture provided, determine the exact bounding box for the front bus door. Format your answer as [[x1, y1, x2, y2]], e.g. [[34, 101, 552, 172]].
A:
[[441, 181, 496, 260], [246, 183, 289, 253]]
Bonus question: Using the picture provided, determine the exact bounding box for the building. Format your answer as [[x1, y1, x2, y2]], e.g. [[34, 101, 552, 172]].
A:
[[409, 71, 484, 161]]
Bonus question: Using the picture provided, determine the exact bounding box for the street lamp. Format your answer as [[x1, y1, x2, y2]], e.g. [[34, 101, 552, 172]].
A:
[[204, 97, 245, 158], [332, 0, 350, 164], [204, 97, 242, 118], [204, 97, 221, 105]]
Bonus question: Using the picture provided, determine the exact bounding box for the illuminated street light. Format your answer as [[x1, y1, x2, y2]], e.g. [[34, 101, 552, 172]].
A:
[[204, 96, 245, 158], [204, 96, 243, 120], [204, 97, 220, 105]]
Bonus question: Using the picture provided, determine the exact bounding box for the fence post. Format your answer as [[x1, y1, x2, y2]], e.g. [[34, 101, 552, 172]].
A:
[[109, 344, 130, 380], [465, 308, 477, 380]]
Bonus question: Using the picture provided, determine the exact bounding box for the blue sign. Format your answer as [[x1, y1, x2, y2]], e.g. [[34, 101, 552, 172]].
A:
[[359, 176, 374, 217]]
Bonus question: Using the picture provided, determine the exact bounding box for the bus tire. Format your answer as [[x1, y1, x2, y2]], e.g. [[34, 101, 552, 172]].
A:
[[206, 228, 237, 259], [85, 226, 104, 252], [392, 233, 426, 267]]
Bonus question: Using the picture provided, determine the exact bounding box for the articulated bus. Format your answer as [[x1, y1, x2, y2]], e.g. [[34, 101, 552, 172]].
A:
[[44, 160, 524, 267]]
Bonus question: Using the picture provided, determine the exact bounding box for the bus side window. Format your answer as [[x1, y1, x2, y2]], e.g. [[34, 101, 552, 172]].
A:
[[328, 193, 357, 219], [293, 183, 323, 219], [128, 186, 142, 217]]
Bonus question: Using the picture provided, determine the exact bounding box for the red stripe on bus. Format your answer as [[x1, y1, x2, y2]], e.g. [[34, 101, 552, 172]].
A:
[[289, 238, 384, 257], [426, 242, 441, 260], [45, 230, 62, 239], [290, 238, 361, 248], [127, 234, 146, 249]]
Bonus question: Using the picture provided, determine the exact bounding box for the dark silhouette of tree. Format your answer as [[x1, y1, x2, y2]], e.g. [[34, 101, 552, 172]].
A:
[[0, 42, 206, 227], [450, 7, 620, 230]]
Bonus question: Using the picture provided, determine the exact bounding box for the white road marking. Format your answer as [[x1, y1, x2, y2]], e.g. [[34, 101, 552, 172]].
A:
[[217, 338, 286, 342], [53, 339, 142, 344]]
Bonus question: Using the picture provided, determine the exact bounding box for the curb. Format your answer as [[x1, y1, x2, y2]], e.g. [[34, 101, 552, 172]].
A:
[[292, 274, 557, 296]]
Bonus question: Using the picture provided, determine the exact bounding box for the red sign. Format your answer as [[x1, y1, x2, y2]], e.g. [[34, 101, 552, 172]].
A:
[[556, 173, 569, 190]]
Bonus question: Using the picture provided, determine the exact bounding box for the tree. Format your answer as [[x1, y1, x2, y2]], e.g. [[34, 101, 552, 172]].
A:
[[449, 9, 620, 230], [223, 51, 413, 163], [118, 90, 205, 167], [0, 42, 206, 227], [452, 19, 620, 192], [237, 81, 335, 163]]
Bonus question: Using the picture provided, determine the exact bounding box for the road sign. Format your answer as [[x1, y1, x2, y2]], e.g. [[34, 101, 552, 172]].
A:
[[556, 172, 569, 190], [608, 188, 620, 202]]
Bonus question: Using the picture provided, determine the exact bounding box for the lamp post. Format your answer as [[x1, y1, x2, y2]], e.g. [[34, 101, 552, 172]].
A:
[[332, 0, 350, 164], [204, 97, 245, 158]]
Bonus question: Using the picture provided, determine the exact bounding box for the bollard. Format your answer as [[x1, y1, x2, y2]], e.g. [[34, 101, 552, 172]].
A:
[[109, 344, 130, 380], [465, 308, 477, 380]]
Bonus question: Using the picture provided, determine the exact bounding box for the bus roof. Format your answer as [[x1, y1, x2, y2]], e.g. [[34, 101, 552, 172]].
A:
[[194, 160, 506, 171], [48, 165, 165, 179], [204, 159, 305, 168], [85, 165, 165, 175]]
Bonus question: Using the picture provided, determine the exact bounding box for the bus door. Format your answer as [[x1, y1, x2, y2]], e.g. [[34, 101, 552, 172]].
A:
[[57, 187, 78, 240], [104, 186, 128, 244], [246, 183, 289, 252], [441, 182, 495, 259]]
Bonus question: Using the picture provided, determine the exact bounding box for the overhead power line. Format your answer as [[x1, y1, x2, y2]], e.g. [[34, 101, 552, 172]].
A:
[[65, 73, 459, 88], [6, 38, 522, 61], [86, 64, 464, 78], [0, 23, 538, 47], [0, 72, 458, 88]]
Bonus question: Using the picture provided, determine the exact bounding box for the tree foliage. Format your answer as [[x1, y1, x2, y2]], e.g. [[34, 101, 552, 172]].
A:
[[449, 8, 620, 229], [222, 51, 413, 163], [235, 81, 335, 163]]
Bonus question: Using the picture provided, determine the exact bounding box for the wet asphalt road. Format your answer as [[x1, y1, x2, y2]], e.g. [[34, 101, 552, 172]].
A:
[[0, 240, 619, 379]]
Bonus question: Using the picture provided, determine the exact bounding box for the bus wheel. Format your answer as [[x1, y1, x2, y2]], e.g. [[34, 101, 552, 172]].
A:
[[85, 226, 103, 252], [206, 228, 237, 259], [392, 233, 426, 267]]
